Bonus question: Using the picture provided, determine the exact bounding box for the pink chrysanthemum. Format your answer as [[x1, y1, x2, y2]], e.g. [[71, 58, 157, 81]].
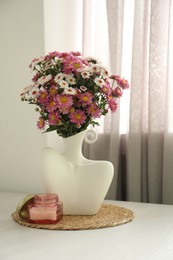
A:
[[32, 73, 39, 83], [110, 74, 120, 81], [38, 90, 49, 104], [56, 94, 73, 108], [110, 75, 129, 89], [87, 104, 101, 118], [114, 86, 123, 98], [63, 55, 85, 74], [37, 117, 45, 130], [108, 99, 118, 112], [45, 51, 60, 60], [59, 107, 70, 115], [46, 98, 58, 112], [69, 110, 86, 125], [118, 78, 129, 89], [78, 92, 93, 106], [48, 112, 61, 125], [49, 86, 57, 95], [101, 84, 111, 95]]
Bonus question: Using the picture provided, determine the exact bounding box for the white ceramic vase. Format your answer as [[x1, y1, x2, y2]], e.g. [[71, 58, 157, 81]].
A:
[[42, 130, 114, 215]]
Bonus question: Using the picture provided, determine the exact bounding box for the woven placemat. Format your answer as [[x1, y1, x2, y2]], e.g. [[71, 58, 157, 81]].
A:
[[12, 203, 134, 230]]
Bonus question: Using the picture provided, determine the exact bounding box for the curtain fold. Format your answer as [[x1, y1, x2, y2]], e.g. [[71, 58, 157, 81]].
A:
[[107, 0, 173, 204], [83, 0, 173, 204], [127, 0, 150, 202], [147, 0, 170, 203], [105, 0, 124, 199]]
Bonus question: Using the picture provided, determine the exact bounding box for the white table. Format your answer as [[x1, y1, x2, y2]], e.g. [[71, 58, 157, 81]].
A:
[[1, 192, 173, 260]]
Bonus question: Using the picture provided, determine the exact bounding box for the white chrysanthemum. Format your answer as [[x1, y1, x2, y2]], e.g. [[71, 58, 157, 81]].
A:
[[90, 64, 102, 74], [31, 56, 44, 70], [80, 86, 87, 91], [94, 77, 104, 87], [20, 85, 33, 96], [30, 86, 40, 97], [81, 71, 91, 79], [102, 68, 111, 78], [65, 74, 76, 85], [59, 79, 68, 89], [54, 73, 64, 83], [63, 87, 76, 95], [44, 60, 56, 70], [37, 74, 52, 85], [54, 56, 63, 62], [86, 56, 102, 64], [35, 64, 41, 71]]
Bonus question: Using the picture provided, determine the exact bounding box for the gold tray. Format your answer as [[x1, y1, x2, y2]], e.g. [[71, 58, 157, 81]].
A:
[[12, 203, 134, 230]]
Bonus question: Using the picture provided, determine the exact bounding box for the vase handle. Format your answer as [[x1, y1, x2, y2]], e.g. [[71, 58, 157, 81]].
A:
[[84, 129, 97, 144]]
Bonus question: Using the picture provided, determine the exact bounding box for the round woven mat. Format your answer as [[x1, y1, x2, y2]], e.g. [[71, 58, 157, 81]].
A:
[[12, 203, 134, 230]]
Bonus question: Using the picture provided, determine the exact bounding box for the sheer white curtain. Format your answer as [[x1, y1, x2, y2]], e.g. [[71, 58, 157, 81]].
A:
[[83, 0, 173, 204]]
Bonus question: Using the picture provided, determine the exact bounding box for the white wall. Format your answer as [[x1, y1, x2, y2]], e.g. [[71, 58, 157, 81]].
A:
[[0, 0, 46, 193], [44, 0, 83, 53], [0, 0, 83, 193]]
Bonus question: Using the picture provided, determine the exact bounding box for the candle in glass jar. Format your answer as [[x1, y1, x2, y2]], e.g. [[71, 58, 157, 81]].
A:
[[28, 193, 63, 224]]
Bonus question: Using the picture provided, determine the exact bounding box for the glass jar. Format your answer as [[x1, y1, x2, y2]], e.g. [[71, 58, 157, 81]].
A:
[[28, 193, 63, 224]]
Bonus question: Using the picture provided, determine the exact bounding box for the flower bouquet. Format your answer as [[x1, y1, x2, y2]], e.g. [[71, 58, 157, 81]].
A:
[[21, 51, 129, 138]]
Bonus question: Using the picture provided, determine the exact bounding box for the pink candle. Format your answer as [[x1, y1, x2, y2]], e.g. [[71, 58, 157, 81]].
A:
[[28, 193, 63, 224]]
